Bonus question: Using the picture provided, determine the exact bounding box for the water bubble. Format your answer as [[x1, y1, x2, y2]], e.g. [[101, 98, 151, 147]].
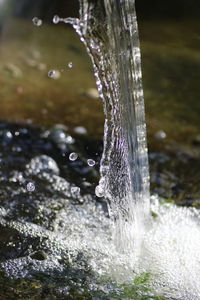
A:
[[67, 62, 73, 69], [87, 159, 95, 167], [26, 182, 35, 192], [32, 17, 42, 27], [53, 15, 60, 24], [69, 152, 78, 161]]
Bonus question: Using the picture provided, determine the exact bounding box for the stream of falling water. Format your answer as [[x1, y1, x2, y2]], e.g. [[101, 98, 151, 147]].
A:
[[54, 0, 150, 255]]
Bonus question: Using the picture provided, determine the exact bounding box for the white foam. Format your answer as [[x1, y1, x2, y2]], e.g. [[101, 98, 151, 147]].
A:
[[55, 196, 200, 299]]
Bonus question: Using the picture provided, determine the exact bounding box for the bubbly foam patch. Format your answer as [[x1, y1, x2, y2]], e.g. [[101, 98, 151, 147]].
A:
[[140, 197, 200, 299], [50, 195, 200, 299]]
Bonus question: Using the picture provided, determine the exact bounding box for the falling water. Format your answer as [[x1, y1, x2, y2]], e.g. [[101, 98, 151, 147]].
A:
[[56, 0, 150, 252]]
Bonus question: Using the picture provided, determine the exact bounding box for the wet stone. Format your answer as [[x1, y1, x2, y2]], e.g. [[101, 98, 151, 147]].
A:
[[0, 121, 108, 299]]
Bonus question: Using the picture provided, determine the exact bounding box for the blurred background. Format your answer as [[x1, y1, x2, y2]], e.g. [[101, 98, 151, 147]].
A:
[[0, 0, 199, 203]]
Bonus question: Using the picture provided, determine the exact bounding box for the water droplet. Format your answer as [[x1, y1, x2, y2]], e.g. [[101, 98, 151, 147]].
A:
[[68, 62, 73, 68], [69, 152, 78, 161], [26, 182, 35, 192], [32, 17, 42, 27], [95, 185, 104, 198], [48, 69, 60, 79], [155, 130, 166, 140], [48, 69, 56, 78], [53, 15, 60, 24], [4, 131, 12, 139], [1, 130, 13, 143], [87, 159, 95, 167]]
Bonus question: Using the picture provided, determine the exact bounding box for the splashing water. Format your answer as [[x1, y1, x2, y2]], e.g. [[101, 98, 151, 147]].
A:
[[37, 1, 200, 299]]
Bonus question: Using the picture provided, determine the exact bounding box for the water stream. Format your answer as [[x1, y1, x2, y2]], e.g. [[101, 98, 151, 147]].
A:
[[56, 0, 150, 254]]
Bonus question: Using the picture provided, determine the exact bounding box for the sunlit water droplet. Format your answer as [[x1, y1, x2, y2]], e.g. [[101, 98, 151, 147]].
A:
[[3, 130, 13, 141], [48, 69, 56, 78], [26, 182, 35, 192], [53, 15, 60, 24], [155, 130, 167, 140], [68, 62, 73, 68], [48, 69, 60, 79], [69, 152, 78, 161], [32, 17, 43, 27], [87, 159, 95, 167]]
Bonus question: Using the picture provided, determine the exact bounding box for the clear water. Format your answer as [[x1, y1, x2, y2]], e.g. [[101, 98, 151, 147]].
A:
[[56, 0, 150, 256]]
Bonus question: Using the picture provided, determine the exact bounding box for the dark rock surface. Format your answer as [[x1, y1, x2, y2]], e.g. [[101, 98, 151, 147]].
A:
[[0, 121, 109, 299]]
